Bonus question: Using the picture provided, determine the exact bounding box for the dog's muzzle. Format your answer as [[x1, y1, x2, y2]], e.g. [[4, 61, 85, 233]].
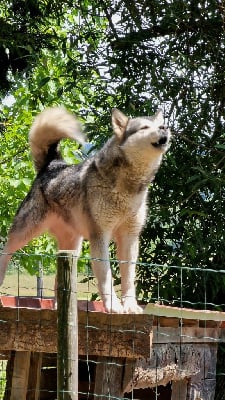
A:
[[152, 135, 169, 149], [152, 136, 168, 148], [151, 125, 170, 149]]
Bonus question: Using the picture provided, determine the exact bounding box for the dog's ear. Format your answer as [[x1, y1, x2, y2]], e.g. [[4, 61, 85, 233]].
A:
[[154, 109, 164, 126], [112, 109, 129, 139]]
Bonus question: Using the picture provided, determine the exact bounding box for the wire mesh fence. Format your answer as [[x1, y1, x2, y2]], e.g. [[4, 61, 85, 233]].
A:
[[1, 1, 225, 399], [0, 252, 225, 400]]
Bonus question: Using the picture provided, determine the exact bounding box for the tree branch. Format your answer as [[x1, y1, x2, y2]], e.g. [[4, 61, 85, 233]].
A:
[[111, 18, 223, 50]]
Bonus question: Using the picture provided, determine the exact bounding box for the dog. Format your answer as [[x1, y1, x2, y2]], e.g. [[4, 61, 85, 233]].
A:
[[0, 107, 170, 313]]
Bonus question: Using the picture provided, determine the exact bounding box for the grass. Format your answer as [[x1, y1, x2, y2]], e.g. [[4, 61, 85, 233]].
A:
[[0, 361, 6, 399], [0, 270, 99, 299]]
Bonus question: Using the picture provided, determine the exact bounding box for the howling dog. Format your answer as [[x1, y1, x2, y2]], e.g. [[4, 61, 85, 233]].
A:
[[0, 107, 170, 313]]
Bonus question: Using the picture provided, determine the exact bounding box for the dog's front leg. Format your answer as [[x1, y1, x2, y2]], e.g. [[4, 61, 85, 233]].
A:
[[116, 234, 143, 314], [90, 234, 123, 313], [0, 247, 13, 286]]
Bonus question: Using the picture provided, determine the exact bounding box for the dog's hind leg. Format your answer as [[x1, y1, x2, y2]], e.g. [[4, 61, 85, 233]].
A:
[[0, 222, 48, 286], [0, 187, 48, 285]]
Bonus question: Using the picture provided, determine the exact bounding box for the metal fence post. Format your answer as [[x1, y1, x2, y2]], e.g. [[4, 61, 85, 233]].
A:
[[37, 262, 43, 298]]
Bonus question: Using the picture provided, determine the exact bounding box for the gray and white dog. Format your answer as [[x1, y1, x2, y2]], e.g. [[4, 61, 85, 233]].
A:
[[0, 107, 170, 313]]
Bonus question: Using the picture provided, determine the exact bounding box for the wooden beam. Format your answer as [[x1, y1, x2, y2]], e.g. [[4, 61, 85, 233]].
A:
[[153, 326, 220, 344], [144, 303, 225, 322], [0, 305, 57, 352], [0, 307, 153, 357], [79, 311, 153, 358]]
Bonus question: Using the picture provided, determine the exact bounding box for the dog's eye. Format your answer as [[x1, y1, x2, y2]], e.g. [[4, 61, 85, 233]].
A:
[[141, 125, 149, 130]]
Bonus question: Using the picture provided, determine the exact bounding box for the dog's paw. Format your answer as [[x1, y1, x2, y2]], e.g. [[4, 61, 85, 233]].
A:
[[122, 297, 143, 314], [103, 295, 124, 314]]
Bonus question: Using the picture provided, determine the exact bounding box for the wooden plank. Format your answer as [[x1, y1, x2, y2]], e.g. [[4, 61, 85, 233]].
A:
[[153, 326, 220, 344], [10, 351, 31, 400], [186, 343, 217, 400], [124, 342, 197, 392], [156, 316, 179, 328], [186, 376, 216, 399], [94, 357, 124, 399], [122, 359, 136, 393], [171, 380, 188, 400], [57, 251, 78, 400], [27, 352, 43, 400], [79, 311, 153, 358], [123, 343, 218, 393], [156, 316, 199, 328], [0, 307, 153, 357], [0, 307, 57, 352], [144, 303, 225, 322]]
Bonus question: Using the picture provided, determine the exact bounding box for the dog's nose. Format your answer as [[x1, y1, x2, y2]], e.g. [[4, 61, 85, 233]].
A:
[[159, 125, 168, 130]]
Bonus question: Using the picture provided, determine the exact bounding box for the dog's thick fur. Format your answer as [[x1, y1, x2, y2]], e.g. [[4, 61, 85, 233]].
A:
[[0, 107, 170, 313]]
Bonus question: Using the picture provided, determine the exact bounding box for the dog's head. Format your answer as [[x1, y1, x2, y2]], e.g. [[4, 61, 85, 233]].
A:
[[112, 108, 171, 155]]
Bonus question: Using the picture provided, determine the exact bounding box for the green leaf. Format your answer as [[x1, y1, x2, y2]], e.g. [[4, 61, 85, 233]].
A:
[[38, 77, 51, 88]]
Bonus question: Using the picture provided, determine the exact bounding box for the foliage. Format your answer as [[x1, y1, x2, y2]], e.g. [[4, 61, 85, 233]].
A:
[[0, 0, 225, 310], [0, 3, 111, 274], [100, 0, 225, 308], [0, 361, 6, 398]]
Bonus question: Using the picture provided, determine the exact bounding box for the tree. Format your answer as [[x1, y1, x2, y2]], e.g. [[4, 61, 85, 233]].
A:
[[1, 0, 225, 303], [101, 0, 225, 309], [0, 1, 112, 274], [1, 0, 225, 395]]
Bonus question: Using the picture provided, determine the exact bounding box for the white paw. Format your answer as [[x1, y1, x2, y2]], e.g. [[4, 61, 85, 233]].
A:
[[122, 297, 143, 314], [103, 295, 123, 313]]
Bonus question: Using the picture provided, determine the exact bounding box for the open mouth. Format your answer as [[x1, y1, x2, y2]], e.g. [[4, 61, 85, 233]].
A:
[[152, 136, 168, 148]]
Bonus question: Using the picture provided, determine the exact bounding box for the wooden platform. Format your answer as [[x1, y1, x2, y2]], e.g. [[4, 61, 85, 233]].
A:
[[0, 296, 152, 358], [1, 296, 225, 399]]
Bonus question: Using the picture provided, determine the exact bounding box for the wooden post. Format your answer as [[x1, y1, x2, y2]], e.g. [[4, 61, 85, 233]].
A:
[[27, 352, 43, 400], [10, 351, 31, 400], [57, 251, 78, 400], [94, 356, 124, 399], [171, 380, 188, 400], [185, 345, 217, 400]]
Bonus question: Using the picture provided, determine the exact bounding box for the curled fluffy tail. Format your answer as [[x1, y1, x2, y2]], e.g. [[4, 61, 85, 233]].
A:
[[29, 107, 85, 172]]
